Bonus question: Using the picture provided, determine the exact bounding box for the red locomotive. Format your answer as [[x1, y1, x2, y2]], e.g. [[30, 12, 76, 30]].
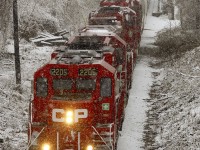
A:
[[99, 0, 148, 43], [28, 0, 147, 150], [28, 25, 128, 150], [88, 6, 138, 62]]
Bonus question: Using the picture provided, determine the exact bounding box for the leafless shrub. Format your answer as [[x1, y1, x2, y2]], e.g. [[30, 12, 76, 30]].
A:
[[155, 27, 200, 59], [18, 1, 60, 41], [18, 0, 101, 41]]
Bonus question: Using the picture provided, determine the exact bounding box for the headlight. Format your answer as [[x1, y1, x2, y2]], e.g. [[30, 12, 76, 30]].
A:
[[66, 111, 73, 124], [86, 145, 93, 150], [42, 143, 50, 150]]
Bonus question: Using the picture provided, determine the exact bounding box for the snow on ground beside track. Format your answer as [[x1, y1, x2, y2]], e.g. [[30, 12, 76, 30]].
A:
[[141, 15, 180, 48], [117, 0, 180, 149], [138, 1, 200, 149], [118, 56, 156, 150], [0, 41, 54, 149], [141, 0, 180, 48]]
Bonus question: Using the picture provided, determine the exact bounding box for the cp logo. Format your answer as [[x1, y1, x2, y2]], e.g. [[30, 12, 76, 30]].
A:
[[52, 109, 88, 123]]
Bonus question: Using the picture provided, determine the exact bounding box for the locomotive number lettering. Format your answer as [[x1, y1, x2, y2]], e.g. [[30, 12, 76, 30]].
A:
[[50, 68, 68, 76], [79, 68, 98, 76], [52, 109, 88, 123]]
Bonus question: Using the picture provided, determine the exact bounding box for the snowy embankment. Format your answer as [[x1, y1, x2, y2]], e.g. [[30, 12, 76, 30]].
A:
[[118, 0, 181, 149], [149, 48, 200, 149], [139, 0, 200, 148], [0, 41, 54, 149]]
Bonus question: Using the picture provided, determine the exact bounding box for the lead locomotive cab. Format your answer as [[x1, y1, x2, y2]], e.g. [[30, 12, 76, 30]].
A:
[[28, 54, 122, 150]]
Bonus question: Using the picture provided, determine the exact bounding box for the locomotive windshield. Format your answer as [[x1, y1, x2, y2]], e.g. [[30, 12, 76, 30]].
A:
[[76, 79, 96, 90], [53, 78, 95, 91], [98, 7, 120, 14], [53, 79, 73, 90], [52, 78, 96, 101], [90, 19, 120, 26], [52, 93, 92, 101]]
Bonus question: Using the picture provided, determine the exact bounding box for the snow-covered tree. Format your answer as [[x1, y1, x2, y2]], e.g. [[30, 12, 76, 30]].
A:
[[167, 0, 175, 20], [1, 0, 102, 48], [0, 0, 12, 52], [176, 0, 200, 29]]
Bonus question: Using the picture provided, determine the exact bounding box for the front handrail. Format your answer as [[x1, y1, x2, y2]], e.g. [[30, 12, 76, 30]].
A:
[[92, 123, 114, 150], [26, 126, 46, 150]]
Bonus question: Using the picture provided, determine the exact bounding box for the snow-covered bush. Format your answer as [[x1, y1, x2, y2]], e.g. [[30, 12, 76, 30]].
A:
[[18, 0, 60, 41], [0, 0, 102, 45], [155, 27, 200, 58], [176, 0, 200, 30], [18, 0, 101, 41], [150, 47, 200, 150]]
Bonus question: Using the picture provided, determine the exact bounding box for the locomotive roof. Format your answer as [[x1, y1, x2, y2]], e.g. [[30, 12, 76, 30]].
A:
[[92, 5, 136, 16], [100, 0, 142, 6], [46, 50, 116, 74], [50, 46, 114, 64], [69, 25, 127, 46]]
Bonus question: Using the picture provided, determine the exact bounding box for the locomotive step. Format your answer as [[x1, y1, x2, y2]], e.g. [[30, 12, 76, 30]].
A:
[[93, 131, 113, 136], [93, 138, 113, 143]]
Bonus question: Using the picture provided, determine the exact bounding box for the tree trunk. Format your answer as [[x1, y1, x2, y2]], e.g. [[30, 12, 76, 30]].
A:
[[0, 0, 11, 52], [167, 0, 174, 20]]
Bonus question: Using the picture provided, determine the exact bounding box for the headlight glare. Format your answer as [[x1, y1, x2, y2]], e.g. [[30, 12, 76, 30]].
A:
[[42, 143, 50, 150], [86, 145, 93, 150], [66, 111, 73, 124]]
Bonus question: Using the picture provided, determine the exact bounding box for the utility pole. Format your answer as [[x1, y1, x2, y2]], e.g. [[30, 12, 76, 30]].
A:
[[13, 0, 21, 84], [167, 0, 174, 20]]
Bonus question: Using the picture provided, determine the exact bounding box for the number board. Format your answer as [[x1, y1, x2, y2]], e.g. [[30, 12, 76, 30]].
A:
[[79, 68, 98, 76], [50, 68, 68, 76]]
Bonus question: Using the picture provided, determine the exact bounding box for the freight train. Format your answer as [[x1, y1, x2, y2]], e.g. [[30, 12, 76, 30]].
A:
[[28, 0, 148, 150]]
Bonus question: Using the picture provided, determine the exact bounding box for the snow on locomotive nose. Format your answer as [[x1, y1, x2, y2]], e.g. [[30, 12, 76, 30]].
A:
[[28, 41, 126, 149]]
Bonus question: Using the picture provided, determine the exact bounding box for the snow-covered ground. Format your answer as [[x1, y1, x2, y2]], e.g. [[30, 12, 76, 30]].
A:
[[118, 0, 180, 149], [150, 45, 200, 150], [0, 42, 54, 149], [117, 56, 155, 150]]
